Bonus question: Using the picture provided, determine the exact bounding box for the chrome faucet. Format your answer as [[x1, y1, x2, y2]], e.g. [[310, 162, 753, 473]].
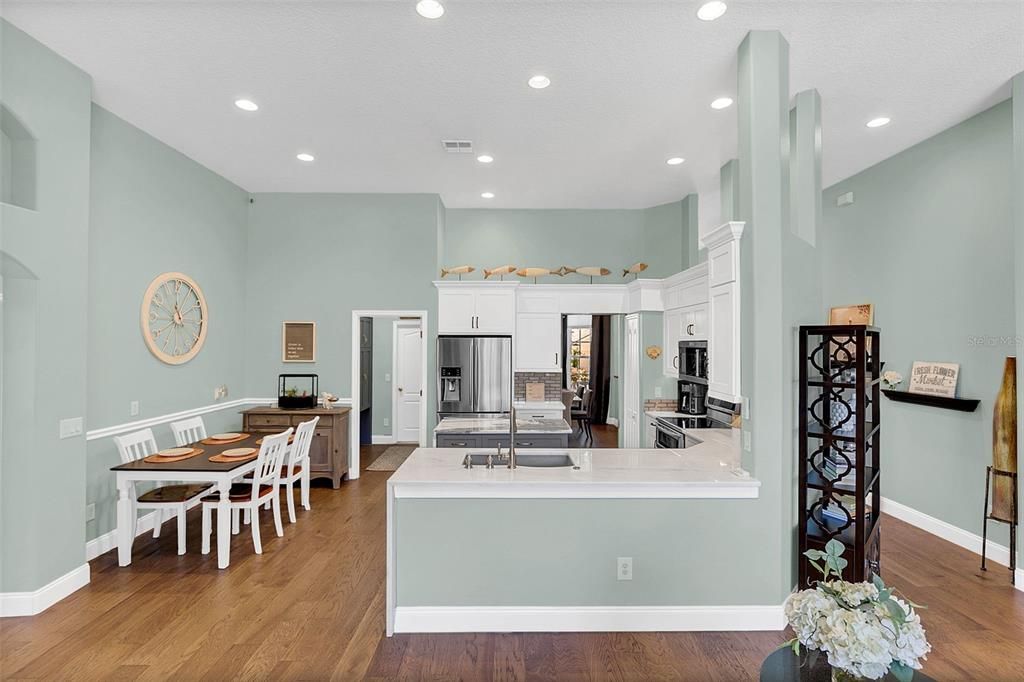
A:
[[508, 405, 517, 469]]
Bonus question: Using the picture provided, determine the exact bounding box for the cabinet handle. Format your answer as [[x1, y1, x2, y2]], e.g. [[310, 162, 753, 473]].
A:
[[515, 441, 533, 447], [672, 356, 678, 368], [687, 324, 695, 335], [555, 352, 558, 365], [452, 441, 468, 447]]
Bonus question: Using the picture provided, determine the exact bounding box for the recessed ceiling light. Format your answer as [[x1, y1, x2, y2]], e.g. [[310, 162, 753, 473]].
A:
[[696, 1, 727, 21], [866, 117, 891, 128], [296, 153, 315, 162], [481, 192, 495, 199], [666, 157, 685, 166], [234, 99, 259, 112], [528, 75, 551, 89], [477, 155, 494, 164], [415, 0, 445, 19], [710, 97, 733, 110]]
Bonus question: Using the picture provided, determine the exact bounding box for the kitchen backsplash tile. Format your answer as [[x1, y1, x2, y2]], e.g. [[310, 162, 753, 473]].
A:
[[644, 398, 678, 412], [514, 372, 562, 401]]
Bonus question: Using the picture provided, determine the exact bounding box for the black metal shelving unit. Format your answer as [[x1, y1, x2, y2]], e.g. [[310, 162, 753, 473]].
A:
[[798, 324, 882, 586]]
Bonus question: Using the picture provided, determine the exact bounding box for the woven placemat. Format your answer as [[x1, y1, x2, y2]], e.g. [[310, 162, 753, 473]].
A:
[[209, 451, 258, 464], [255, 435, 294, 445], [201, 433, 250, 445], [143, 448, 205, 464]]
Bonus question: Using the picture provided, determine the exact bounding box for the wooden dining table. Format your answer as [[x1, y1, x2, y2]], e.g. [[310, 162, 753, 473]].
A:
[[111, 432, 269, 570]]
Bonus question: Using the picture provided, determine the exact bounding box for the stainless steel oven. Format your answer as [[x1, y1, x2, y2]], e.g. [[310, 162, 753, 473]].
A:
[[678, 340, 708, 384], [654, 421, 687, 449]]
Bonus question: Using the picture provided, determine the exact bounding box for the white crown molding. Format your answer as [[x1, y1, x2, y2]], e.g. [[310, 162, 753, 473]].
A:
[[393, 604, 786, 634], [433, 280, 520, 289], [661, 262, 708, 289], [700, 221, 745, 249], [85, 397, 351, 441], [0, 564, 90, 617], [881, 497, 1011, 567]]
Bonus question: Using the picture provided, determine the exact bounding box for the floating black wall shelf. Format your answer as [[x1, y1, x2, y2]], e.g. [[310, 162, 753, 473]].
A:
[[881, 389, 979, 413]]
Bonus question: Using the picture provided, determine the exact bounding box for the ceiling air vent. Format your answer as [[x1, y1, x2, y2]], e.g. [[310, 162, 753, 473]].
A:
[[442, 139, 474, 153]]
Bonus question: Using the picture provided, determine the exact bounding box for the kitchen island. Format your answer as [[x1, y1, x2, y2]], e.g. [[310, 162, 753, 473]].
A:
[[434, 415, 572, 449], [385, 426, 777, 636]]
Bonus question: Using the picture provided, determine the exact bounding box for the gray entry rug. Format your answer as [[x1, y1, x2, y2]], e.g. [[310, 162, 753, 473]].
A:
[[366, 444, 418, 471]]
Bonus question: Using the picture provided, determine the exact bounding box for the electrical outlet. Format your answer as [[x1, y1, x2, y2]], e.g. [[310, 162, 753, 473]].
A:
[[743, 430, 751, 452], [130, 401, 139, 417], [654, 386, 663, 398], [85, 503, 95, 521], [617, 556, 633, 581], [59, 417, 83, 439], [836, 191, 855, 207], [214, 385, 229, 400], [383, 417, 390, 427], [385, 373, 391, 383]]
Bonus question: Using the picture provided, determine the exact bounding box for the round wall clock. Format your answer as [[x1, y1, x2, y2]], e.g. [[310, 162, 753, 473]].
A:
[[140, 272, 208, 365]]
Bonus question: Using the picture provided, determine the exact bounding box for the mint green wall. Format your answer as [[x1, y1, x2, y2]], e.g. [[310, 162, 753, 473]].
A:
[[84, 105, 250, 542], [822, 100, 1014, 547], [444, 200, 696, 282], [0, 20, 92, 592], [640, 312, 676, 404], [372, 318, 394, 437], [244, 194, 440, 430], [1013, 73, 1024, 569], [396, 498, 775, 606]]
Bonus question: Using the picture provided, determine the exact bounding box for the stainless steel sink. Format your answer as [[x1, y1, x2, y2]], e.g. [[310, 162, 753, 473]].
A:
[[463, 451, 576, 468]]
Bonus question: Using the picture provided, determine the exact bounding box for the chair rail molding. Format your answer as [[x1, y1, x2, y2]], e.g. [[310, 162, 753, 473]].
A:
[[0, 564, 91, 618], [84, 397, 352, 441]]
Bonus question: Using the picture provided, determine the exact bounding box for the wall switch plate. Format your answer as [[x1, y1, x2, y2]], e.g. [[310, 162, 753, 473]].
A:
[[385, 373, 391, 383], [130, 401, 140, 417], [743, 430, 751, 452], [742, 397, 750, 419], [214, 385, 228, 400], [85, 503, 95, 521], [617, 556, 633, 581], [836, 191, 854, 207], [59, 417, 84, 439], [654, 386, 663, 398], [383, 417, 390, 427]]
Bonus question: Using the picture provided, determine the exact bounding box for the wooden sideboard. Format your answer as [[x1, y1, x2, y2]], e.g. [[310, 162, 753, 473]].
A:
[[241, 406, 350, 488]]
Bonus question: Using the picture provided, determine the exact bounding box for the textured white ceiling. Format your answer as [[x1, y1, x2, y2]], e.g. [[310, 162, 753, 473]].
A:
[[3, 1, 1022, 210]]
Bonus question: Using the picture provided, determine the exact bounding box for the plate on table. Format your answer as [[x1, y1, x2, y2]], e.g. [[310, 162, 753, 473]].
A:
[[221, 447, 257, 458], [157, 447, 194, 457], [209, 432, 243, 441]]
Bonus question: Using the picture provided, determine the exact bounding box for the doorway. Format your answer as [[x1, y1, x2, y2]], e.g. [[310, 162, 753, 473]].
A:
[[622, 313, 640, 447], [349, 310, 428, 478], [392, 320, 423, 443]]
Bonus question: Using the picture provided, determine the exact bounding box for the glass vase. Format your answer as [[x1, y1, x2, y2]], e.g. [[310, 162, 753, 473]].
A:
[[831, 669, 867, 682]]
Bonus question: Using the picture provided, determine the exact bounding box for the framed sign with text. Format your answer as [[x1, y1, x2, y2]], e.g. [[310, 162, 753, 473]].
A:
[[908, 361, 959, 398], [282, 321, 316, 363]]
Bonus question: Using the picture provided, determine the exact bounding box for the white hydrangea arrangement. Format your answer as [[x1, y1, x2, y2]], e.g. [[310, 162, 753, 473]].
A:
[[784, 540, 931, 681]]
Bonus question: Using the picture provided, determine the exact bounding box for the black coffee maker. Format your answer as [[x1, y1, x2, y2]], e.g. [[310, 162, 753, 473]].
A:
[[677, 379, 708, 415]]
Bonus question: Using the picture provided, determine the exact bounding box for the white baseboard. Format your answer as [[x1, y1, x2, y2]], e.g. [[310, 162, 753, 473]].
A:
[[85, 511, 160, 561], [0, 564, 90, 617], [881, 497, 1011, 567], [1016, 570, 1024, 592], [372, 434, 397, 445], [393, 604, 786, 633], [606, 417, 620, 427]]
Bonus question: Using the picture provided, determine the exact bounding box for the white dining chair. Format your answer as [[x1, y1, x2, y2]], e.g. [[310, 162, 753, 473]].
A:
[[280, 416, 318, 523], [112, 428, 212, 555], [170, 416, 207, 447], [200, 428, 291, 556]]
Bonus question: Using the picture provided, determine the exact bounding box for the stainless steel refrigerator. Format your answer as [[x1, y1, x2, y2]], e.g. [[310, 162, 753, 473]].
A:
[[437, 336, 512, 418]]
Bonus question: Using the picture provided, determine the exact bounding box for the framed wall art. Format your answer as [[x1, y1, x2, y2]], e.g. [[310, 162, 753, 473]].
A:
[[282, 321, 317, 363]]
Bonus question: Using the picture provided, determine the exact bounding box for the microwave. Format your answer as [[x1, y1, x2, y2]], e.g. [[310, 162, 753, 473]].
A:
[[678, 340, 708, 384]]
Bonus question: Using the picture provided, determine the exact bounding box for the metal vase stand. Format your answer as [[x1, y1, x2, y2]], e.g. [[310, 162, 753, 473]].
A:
[[981, 466, 1018, 584]]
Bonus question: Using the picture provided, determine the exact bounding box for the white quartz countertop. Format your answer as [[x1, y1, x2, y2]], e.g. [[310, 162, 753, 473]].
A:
[[434, 416, 572, 435], [389, 428, 756, 499]]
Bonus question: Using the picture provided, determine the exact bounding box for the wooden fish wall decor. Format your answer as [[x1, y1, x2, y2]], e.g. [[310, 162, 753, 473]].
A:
[[557, 266, 611, 277], [622, 262, 649, 277], [516, 267, 553, 278], [484, 265, 517, 279], [440, 265, 475, 278]]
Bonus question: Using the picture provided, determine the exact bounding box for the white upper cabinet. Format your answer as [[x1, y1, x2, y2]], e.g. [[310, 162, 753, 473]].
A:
[[663, 309, 684, 377], [702, 221, 745, 403], [663, 262, 708, 311], [516, 313, 562, 372], [436, 283, 517, 334]]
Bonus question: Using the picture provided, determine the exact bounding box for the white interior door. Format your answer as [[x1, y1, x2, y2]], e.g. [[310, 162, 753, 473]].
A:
[[623, 314, 640, 448], [393, 322, 423, 443]]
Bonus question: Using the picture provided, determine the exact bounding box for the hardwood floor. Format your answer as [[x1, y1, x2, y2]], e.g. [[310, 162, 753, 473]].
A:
[[2, 444, 1022, 681]]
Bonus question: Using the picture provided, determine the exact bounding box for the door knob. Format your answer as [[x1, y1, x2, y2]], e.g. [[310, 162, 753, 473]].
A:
[[398, 387, 404, 392]]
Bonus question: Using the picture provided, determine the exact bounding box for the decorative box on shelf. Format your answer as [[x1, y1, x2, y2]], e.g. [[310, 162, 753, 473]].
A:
[[798, 325, 882, 586], [278, 373, 318, 409]]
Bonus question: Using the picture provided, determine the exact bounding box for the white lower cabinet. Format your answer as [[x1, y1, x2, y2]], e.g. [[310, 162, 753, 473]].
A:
[[515, 313, 561, 372]]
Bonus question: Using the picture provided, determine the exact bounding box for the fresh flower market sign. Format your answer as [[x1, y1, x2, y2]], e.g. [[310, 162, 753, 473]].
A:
[[907, 362, 959, 398]]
